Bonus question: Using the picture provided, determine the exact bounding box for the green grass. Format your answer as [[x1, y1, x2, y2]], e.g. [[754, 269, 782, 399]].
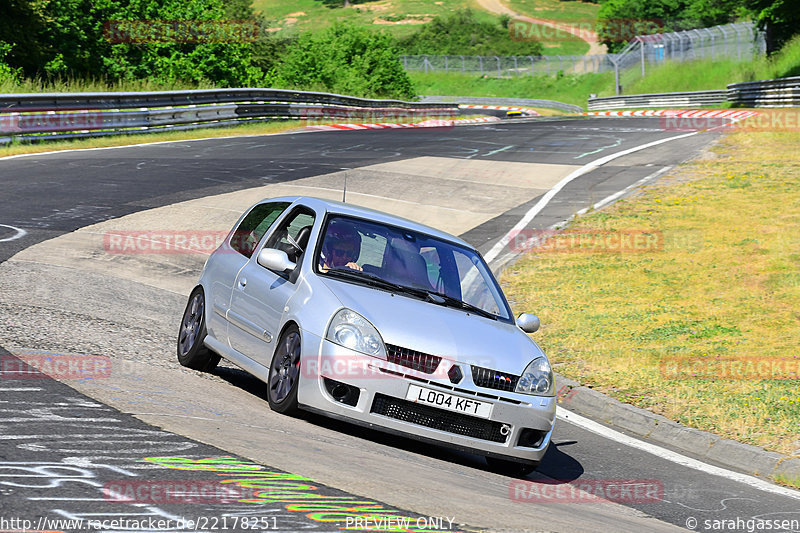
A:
[[620, 34, 800, 95], [505, 0, 600, 25], [0, 76, 215, 94], [501, 130, 800, 455], [0, 120, 305, 157], [410, 70, 612, 106], [251, 0, 487, 40], [406, 34, 800, 107], [251, 0, 587, 55]]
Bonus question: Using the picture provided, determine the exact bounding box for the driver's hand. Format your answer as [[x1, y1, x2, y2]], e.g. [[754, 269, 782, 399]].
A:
[[345, 262, 363, 271]]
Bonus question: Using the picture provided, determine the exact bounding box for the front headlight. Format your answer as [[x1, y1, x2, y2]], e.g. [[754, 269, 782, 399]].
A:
[[326, 308, 386, 358], [515, 357, 554, 396]]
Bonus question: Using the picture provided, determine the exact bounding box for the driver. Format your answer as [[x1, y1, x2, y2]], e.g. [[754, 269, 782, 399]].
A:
[[320, 220, 362, 271]]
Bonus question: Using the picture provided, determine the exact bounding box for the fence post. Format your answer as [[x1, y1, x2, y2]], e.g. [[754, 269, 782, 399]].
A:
[[445, 56, 448, 73], [734, 24, 743, 59], [513, 56, 518, 75], [638, 37, 645, 77], [528, 55, 534, 76], [718, 25, 728, 58], [710, 30, 715, 60], [479, 56, 484, 76]]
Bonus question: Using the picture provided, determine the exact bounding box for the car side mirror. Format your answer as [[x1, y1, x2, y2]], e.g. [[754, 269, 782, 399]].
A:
[[257, 248, 296, 272], [516, 313, 540, 333]]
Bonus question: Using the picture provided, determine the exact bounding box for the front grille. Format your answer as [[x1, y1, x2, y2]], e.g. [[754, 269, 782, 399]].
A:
[[471, 365, 520, 392], [386, 344, 441, 374], [370, 393, 508, 443]]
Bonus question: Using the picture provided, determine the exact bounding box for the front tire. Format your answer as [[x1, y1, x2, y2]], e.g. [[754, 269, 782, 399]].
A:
[[177, 288, 220, 372], [267, 325, 302, 415]]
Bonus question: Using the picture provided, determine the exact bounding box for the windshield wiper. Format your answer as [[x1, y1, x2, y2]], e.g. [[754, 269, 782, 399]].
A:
[[323, 269, 498, 320], [425, 291, 498, 320], [324, 268, 428, 298]]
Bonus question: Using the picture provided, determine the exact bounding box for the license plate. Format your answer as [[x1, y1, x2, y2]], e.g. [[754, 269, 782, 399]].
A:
[[406, 384, 493, 419]]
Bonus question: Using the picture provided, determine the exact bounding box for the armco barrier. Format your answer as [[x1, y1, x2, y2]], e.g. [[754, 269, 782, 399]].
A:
[[727, 76, 800, 108], [418, 95, 582, 114], [588, 76, 800, 111], [0, 89, 459, 144], [587, 90, 728, 111]]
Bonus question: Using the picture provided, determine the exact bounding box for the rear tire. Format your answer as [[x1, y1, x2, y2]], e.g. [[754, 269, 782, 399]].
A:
[[485, 456, 538, 477], [267, 325, 302, 415], [177, 288, 220, 372]]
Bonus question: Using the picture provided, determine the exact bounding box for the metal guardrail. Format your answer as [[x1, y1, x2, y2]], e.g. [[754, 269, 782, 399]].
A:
[[0, 89, 459, 144], [418, 96, 583, 114], [588, 76, 800, 110], [587, 90, 728, 111], [727, 76, 800, 108]]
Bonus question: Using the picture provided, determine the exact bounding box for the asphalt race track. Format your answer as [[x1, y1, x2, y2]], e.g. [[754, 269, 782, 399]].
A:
[[1, 117, 798, 532]]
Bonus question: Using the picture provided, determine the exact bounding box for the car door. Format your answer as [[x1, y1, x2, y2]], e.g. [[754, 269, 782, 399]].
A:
[[204, 201, 289, 346], [227, 206, 316, 366]]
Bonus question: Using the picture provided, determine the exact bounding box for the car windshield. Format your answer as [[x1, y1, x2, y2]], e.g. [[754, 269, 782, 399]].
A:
[[316, 215, 512, 321]]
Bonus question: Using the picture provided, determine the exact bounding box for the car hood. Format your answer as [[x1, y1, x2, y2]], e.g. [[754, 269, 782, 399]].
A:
[[319, 276, 545, 375]]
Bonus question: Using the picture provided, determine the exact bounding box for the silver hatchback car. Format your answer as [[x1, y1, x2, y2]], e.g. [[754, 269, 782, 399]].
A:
[[178, 196, 555, 474]]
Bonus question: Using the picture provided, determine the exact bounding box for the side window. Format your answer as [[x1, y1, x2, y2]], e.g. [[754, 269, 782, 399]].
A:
[[230, 202, 289, 258], [265, 207, 316, 265]]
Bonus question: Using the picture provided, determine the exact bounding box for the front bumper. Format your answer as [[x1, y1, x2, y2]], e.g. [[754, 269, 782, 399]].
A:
[[296, 333, 556, 463]]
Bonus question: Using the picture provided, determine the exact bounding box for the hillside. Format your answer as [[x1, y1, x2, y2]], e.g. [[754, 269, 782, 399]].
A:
[[252, 0, 594, 55]]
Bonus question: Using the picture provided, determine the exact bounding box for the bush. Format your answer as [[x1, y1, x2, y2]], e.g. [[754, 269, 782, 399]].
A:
[[0, 42, 21, 85], [399, 9, 543, 56], [273, 22, 415, 99]]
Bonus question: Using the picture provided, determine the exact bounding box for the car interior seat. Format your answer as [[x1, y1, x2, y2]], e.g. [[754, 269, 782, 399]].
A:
[[385, 238, 432, 289]]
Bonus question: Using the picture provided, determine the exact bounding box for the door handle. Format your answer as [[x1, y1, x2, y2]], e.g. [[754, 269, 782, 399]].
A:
[[238, 278, 247, 288]]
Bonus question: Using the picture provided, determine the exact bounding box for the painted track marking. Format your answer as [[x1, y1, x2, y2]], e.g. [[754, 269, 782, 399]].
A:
[[484, 131, 698, 264], [557, 409, 800, 500], [0, 224, 27, 242]]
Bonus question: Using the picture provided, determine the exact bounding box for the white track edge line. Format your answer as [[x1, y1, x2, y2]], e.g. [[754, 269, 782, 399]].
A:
[[557, 408, 800, 500], [483, 131, 698, 264]]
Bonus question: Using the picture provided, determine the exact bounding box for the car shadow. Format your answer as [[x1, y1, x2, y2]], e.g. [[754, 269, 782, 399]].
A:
[[211, 363, 585, 482]]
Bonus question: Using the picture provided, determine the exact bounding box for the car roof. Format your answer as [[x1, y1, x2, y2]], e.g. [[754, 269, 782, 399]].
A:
[[263, 195, 471, 248]]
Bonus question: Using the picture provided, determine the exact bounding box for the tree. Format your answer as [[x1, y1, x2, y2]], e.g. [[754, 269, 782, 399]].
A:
[[274, 22, 415, 99], [743, 0, 799, 53], [399, 9, 543, 56]]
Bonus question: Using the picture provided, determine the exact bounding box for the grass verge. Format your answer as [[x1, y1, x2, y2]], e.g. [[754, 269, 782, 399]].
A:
[[410, 70, 612, 107], [0, 121, 306, 158], [501, 128, 800, 455], [0, 114, 488, 158], [505, 0, 600, 25]]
